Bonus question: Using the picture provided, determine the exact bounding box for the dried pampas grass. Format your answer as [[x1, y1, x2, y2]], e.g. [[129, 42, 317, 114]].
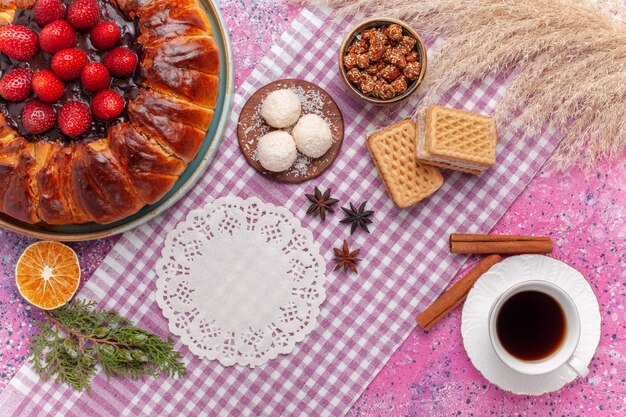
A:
[[315, 0, 626, 169]]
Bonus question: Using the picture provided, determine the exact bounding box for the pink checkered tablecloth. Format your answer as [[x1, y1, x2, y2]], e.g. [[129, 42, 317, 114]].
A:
[[0, 6, 562, 416]]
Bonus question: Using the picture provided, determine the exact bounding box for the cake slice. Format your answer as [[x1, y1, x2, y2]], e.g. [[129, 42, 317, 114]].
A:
[[2, 143, 39, 224], [128, 90, 209, 162], [37, 145, 93, 225], [416, 105, 497, 174], [0, 131, 29, 219], [71, 140, 145, 224], [151, 35, 220, 75], [367, 119, 444, 208], [141, 56, 219, 109], [35, 141, 72, 225], [132, 89, 214, 131], [137, 3, 213, 46], [108, 122, 186, 204], [116, 0, 199, 18]]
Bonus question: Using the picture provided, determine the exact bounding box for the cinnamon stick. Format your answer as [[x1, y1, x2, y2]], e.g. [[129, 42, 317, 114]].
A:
[[416, 254, 501, 330], [449, 234, 553, 254], [423, 295, 467, 331]]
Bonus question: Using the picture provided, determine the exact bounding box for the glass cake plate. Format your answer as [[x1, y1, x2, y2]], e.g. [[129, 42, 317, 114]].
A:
[[0, 0, 234, 241]]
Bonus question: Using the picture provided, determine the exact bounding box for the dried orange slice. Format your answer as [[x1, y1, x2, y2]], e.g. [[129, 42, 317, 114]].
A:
[[15, 241, 81, 310]]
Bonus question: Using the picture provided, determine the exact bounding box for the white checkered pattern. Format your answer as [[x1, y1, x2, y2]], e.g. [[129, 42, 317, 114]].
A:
[[0, 7, 561, 417]]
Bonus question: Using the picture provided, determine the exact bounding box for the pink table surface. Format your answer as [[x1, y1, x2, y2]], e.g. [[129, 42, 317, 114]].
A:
[[0, 1, 625, 415]]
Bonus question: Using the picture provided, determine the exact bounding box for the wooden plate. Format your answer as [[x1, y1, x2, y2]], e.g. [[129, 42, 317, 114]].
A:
[[237, 79, 344, 183]]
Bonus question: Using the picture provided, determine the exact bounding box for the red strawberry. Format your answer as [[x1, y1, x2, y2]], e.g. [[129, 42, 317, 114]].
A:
[[51, 48, 88, 80], [91, 89, 124, 121], [39, 20, 77, 54], [22, 99, 56, 134], [67, 0, 100, 31], [32, 70, 65, 103], [0, 25, 39, 61], [58, 101, 92, 136], [103, 47, 137, 77], [33, 0, 66, 28], [0, 68, 33, 101], [81, 62, 110, 93], [90, 22, 121, 51]]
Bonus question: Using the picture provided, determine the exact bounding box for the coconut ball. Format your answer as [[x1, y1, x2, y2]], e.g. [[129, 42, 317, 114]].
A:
[[260, 89, 301, 128], [291, 114, 333, 158], [257, 131, 298, 172]]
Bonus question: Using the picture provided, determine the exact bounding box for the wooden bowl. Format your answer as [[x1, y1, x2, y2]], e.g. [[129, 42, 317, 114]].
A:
[[338, 17, 427, 105]]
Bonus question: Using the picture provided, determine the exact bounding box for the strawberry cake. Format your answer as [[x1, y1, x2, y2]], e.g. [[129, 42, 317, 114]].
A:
[[0, 0, 219, 225]]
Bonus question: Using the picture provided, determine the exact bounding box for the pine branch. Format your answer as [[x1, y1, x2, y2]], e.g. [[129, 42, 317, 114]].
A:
[[28, 299, 186, 393]]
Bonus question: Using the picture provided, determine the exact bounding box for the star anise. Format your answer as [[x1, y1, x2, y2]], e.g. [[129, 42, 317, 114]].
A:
[[333, 240, 362, 274], [305, 186, 339, 221], [340, 201, 374, 234]]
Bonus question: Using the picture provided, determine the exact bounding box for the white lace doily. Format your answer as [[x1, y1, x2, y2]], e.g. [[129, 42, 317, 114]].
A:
[[155, 196, 326, 367]]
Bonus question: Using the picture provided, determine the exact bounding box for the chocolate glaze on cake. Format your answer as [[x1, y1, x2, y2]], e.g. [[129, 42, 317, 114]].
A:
[[0, 0, 143, 144]]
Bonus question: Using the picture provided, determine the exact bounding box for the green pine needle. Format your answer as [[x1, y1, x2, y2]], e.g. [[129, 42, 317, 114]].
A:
[[29, 299, 186, 393]]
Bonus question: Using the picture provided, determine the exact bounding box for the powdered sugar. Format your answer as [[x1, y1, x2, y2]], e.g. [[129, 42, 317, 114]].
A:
[[291, 85, 324, 115], [240, 110, 270, 160], [289, 155, 313, 177]]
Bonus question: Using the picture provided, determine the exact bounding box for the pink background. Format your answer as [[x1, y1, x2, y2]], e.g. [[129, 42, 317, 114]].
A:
[[0, 1, 625, 415]]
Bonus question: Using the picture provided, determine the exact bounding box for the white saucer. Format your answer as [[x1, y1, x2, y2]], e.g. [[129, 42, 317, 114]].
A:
[[461, 255, 601, 395]]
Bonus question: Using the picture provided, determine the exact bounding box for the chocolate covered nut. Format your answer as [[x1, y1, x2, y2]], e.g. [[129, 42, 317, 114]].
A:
[[404, 61, 421, 80], [380, 65, 401, 81], [368, 31, 388, 62], [356, 53, 370, 69], [359, 74, 376, 95], [390, 76, 408, 94], [405, 51, 418, 63], [344, 52, 358, 70], [398, 35, 417, 55], [384, 24, 403, 42], [347, 38, 368, 54], [361, 28, 377, 40], [347, 68, 362, 84], [373, 79, 395, 100], [366, 61, 385, 76], [383, 48, 407, 68]]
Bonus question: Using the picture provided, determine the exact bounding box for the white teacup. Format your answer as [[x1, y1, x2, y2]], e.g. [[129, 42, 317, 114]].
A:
[[488, 280, 589, 377]]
